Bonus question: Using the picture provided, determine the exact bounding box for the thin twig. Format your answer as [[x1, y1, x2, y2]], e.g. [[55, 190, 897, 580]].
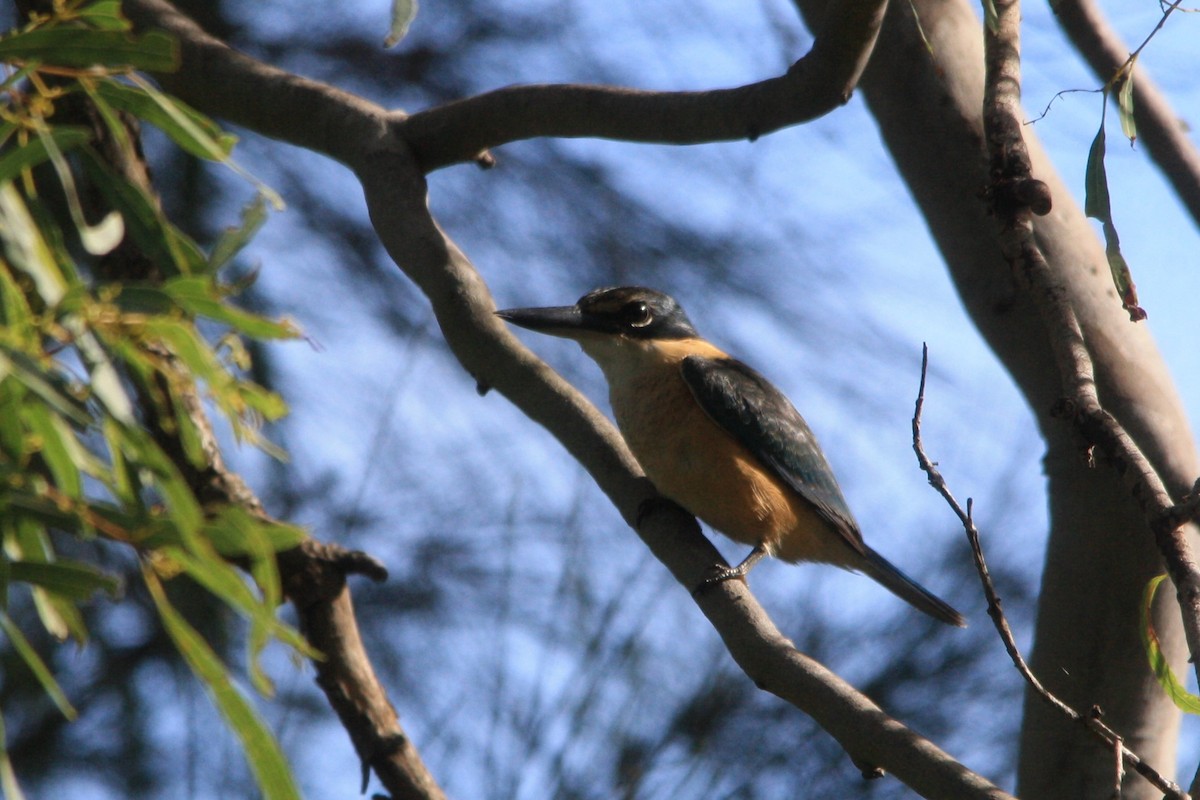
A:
[[912, 345, 1188, 800], [1050, 0, 1200, 225]]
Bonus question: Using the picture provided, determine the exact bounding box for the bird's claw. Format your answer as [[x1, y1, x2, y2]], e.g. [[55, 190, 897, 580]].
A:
[[691, 563, 748, 597]]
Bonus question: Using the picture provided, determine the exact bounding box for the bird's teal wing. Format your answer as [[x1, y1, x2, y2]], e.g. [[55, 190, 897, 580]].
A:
[[679, 355, 866, 556]]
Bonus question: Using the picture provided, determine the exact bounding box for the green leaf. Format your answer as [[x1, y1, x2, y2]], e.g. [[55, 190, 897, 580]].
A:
[[101, 417, 141, 507], [1117, 60, 1136, 144], [164, 276, 299, 340], [117, 425, 203, 536], [34, 125, 123, 257], [143, 567, 302, 800], [981, 0, 999, 34], [1083, 117, 1145, 321], [31, 585, 88, 643], [0, 710, 30, 800], [0, 380, 26, 460], [0, 127, 92, 185], [77, 148, 206, 276], [75, 0, 132, 32], [10, 560, 121, 600], [203, 509, 308, 557], [1141, 574, 1200, 714], [234, 381, 288, 421], [0, 28, 178, 71], [20, 402, 84, 500], [1084, 123, 1108, 221], [0, 611, 76, 719], [22, 194, 83, 288], [208, 195, 269, 273], [65, 320, 137, 425], [168, 539, 314, 692], [94, 80, 236, 161], [0, 181, 69, 305], [0, 346, 91, 428], [143, 316, 222, 383], [128, 73, 284, 209], [2, 491, 78, 536], [385, 0, 419, 47], [0, 264, 36, 346]]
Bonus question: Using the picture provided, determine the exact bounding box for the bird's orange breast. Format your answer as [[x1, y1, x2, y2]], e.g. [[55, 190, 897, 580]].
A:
[[603, 339, 852, 567]]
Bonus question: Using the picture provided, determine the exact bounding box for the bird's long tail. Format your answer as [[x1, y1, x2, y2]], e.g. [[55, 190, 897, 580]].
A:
[[858, 546, 966, 627]]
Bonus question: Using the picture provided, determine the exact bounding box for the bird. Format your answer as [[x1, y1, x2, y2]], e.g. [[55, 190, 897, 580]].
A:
[[496, 286, 965, 627]]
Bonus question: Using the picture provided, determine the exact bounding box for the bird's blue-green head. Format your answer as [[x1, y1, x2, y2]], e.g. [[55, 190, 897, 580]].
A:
[[496, 286, 699, 342]]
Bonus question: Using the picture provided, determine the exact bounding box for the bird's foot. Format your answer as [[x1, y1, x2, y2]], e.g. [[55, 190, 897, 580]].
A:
[[690, 544, 769, 597], [691, 563, 750, 597]]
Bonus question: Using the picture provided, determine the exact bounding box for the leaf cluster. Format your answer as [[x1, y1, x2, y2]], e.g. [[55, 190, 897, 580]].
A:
[[0, 3, 305, 798]]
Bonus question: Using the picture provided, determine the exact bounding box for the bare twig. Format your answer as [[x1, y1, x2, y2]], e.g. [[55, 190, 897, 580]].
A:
[[912, 345, 1188, 800]]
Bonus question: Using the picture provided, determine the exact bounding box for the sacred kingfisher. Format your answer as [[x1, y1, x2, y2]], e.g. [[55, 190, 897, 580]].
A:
[[497, 286, 965, 626]]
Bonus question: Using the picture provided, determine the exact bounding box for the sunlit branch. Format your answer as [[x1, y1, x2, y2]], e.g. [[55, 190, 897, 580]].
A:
[[911, 346, 1188, 800]]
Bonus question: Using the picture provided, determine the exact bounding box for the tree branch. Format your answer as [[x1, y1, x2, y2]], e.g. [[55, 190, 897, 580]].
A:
[[912, 346, 1188, 800], [400, 0, 887, 172], [1049, 0, 1200, 229], [121, 2, 1018, 797], [978, 0, 1200, 691], [128, 0, 887, 173]]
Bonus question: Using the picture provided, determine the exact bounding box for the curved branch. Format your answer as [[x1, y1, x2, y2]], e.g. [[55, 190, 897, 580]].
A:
[[401, 0, 886, 172], [1050, 0, 1200, 229], [128, 0, 887, 173]]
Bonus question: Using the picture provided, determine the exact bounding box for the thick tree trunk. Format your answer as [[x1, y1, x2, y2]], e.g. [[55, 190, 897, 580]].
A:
[[790, 0, 1197, 795]]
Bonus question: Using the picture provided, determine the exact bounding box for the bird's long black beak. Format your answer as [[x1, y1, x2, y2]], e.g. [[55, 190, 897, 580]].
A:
[[495, 305, 592, 339]]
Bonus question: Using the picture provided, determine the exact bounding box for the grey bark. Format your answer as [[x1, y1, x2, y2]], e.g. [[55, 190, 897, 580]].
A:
[[785, 0, 1199, 796]]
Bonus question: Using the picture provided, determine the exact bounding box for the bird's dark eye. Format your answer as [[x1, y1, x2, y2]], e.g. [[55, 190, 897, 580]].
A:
[[622, 301, 653, 328]]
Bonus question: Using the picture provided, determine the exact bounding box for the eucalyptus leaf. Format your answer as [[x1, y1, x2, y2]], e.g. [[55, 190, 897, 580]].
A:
[[1117, 64, 1136, 143], [208, 194, 269, 273], [75, 0, 131, 32], [0, 711, 29, 800], [0, 28, 177, 71], [0, 181, 68, 305], [20, 402, 84, 500], [385, 0, 419, 47], [1142, 574, 1200, 714], [95, 80, 236, 161], [0, 611, 77, 719], [0, 127, 91, 185], [144, 568, 302, 800], [11, 560, 122, 600]]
